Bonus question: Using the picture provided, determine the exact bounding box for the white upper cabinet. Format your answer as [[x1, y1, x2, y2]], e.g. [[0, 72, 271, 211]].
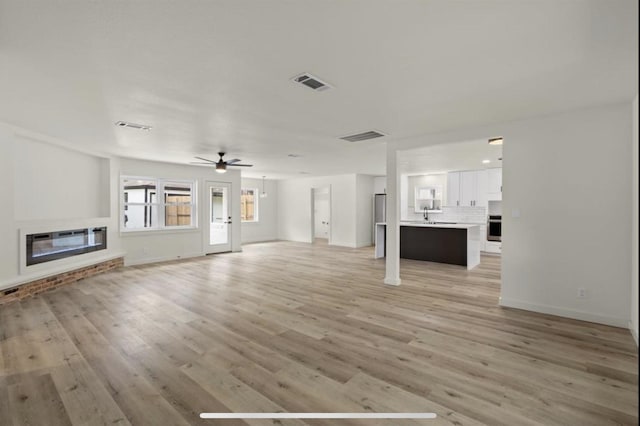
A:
[[446, 172, 461, 206], [475, 169, 488, 207], [447, 170, 487, 207], [487, 168, 503, 200], [459, 171, 476, 207]]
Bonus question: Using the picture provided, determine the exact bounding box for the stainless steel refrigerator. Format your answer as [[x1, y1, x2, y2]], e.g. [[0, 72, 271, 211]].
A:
[[374, 193, 386, 236]]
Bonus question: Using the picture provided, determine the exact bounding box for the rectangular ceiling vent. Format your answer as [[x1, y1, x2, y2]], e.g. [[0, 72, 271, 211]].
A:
[[292, 73, 332, 91], [115, 121, 152, 131], [340, 130, 386, 142]]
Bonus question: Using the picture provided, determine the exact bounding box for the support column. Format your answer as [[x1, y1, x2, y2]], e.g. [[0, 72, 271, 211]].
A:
[[384, 145, 401, 286]]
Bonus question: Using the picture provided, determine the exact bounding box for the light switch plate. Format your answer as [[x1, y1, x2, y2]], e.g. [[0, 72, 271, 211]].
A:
[[512, 208, 521, 218]]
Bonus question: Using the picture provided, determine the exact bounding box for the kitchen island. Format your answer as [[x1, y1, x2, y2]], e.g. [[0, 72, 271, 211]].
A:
[[375, 222, 481, 269]]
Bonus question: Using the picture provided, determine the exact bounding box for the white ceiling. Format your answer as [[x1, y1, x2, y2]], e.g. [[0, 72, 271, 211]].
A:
[[0, 0, 637, 179], [399, 139, 503, 175]]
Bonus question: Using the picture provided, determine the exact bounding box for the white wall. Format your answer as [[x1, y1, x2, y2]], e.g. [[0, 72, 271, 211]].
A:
[[241, 177, 278, 244], [400, 174, 408, 221], [631, 94, 638, 344], [500, 104, 632, 327], [13, 135, 110, 220], [118, 158, 241, 265], [278, 174, 358, 247], [355, 175, 375, 247], [0, 123, 120, 290], [386, 102, 634, 328], [0, 124, 19, 285]]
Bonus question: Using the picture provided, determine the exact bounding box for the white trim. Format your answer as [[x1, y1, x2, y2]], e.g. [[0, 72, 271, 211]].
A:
[[500, 297, 629, 328], [124, 252, 204, 266], [383, 277, 401, 286], [1, 250, 126, 292], [630, 321, 639, 346], [201, 413, 436, 420], [119, 226, 199, 236]]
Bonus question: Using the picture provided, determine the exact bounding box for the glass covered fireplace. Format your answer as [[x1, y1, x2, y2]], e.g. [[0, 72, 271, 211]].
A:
[[26, 227, 107, 266]]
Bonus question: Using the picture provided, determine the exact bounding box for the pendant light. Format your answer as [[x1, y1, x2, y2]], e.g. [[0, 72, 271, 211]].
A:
[[259, 176, 268, 198]]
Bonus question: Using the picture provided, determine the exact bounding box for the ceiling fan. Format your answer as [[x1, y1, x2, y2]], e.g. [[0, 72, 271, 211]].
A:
[[190, 152, 253, 173]]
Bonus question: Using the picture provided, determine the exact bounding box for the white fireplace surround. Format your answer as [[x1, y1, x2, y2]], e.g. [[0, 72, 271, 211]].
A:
[[2, 218, 125, 292]]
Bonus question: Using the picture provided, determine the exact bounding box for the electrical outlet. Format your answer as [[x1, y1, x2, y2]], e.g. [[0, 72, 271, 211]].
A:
[[577, 288, 587, 298]]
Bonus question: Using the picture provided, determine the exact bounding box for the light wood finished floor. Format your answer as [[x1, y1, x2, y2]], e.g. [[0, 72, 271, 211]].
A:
[[0, 241, 637, 425]]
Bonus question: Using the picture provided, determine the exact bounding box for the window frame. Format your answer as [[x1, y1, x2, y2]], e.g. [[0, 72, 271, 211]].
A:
[[121, 176, 198, 232], [240, 187, 259, 223]]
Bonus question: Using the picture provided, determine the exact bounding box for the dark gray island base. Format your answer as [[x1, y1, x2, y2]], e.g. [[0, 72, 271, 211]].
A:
[[400, 226, 468, 266], [375, 222, 481, 269]]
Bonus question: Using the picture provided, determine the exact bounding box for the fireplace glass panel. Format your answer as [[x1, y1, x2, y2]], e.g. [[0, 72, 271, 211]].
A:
[[27, 227, 107, 266]]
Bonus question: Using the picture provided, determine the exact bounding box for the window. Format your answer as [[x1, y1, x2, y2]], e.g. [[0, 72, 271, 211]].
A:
[[241, 188, 258, 222], [121, 176, 197, 231]]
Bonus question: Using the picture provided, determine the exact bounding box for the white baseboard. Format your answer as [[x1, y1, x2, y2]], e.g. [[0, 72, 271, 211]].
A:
[[384, 276, 401, 286], [241, 239, 280, 245], [629, 321, 639, 346], [124, 252, 204, 266], [499, 297, 628, 328]]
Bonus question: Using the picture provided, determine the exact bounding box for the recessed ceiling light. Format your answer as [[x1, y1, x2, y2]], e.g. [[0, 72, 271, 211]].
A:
[[482, 159, 491, 164], [488, 137, 503, 145]]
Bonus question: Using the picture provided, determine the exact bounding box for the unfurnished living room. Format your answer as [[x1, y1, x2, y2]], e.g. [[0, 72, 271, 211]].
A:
[[0, 1, 638, 425]]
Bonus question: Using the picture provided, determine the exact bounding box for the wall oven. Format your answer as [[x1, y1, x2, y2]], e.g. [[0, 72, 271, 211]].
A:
[[487, 215, 502, 241]]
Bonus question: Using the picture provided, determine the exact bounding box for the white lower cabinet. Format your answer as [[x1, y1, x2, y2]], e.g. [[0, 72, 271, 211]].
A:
[[484, 241, 502, 253]]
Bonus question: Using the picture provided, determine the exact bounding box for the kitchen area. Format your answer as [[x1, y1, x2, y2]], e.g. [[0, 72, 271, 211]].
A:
[[374, 138, 502, 270]]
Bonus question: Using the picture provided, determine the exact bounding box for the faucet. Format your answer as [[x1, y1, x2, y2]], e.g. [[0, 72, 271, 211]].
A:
[[423, 206, 429, 222]]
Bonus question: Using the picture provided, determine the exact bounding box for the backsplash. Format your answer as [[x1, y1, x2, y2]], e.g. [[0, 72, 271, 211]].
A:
[[405, 206, 487, 224]]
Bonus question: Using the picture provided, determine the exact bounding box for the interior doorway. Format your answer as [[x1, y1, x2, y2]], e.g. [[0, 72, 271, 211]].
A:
[[311, 186, 331, 244]]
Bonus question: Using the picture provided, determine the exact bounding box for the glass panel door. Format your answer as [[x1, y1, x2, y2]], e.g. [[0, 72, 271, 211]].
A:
[[206, 182, 232, 253]]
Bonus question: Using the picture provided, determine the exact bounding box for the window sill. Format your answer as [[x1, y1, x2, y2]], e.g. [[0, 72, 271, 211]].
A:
[[119, 227, 199, 237], [241, 221, 260, 224]]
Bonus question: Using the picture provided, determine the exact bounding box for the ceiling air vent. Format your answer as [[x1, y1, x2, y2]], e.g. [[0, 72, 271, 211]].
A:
[[115, 121, 152, 131], [292, 73, 332, 91], [340, 130, 386, 143]]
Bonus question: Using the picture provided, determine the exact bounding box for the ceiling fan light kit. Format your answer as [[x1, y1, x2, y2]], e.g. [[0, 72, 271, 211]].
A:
[[191, 152, 253, 173]]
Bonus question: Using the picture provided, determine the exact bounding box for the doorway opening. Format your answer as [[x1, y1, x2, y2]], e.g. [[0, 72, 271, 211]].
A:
[[311, 186, 331, 244]]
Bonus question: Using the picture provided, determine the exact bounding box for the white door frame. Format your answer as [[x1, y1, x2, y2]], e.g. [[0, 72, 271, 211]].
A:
[[310, 185, 332, 244], [204, 181, 232, 254]]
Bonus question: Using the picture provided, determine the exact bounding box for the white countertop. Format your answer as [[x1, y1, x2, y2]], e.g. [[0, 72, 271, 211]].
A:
[[376, 222, 481, 229]]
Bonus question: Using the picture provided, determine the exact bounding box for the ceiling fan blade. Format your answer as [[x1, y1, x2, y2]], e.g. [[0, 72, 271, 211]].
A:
[[189, 162, 214, 165], [225, 158, 242, 164], [227, 163, 253, 167], [194, 156, 216, 163]]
